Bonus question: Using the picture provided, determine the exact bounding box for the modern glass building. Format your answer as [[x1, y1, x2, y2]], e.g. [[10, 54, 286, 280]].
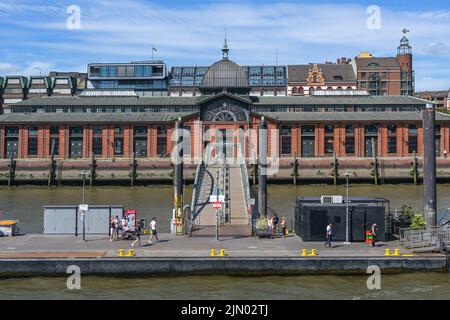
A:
[[88, 61, 169, 97]]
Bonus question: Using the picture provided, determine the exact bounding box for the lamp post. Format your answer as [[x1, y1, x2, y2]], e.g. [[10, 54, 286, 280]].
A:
[[345, 171, 351, 244], [216, 170, 220, 241], [81, 170, 87, 242]]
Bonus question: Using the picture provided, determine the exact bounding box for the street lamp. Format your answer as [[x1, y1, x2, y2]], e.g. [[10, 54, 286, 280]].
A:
[[216, 170, 220, 241], [81, 170, 87, 242], [344, 171, 351, 244]]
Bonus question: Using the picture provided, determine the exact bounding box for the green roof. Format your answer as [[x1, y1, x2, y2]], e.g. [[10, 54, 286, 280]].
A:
[[0, 112, 195, 124], [11, 94, 427, 108], [261, 111, 450, 122], [254, 96, 427, 106]]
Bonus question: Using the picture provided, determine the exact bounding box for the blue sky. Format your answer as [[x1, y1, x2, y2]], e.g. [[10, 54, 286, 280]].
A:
[[0, 0, 449, 91]]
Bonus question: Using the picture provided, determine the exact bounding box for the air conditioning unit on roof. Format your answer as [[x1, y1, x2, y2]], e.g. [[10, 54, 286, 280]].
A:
[[321, 196, 343, 204]]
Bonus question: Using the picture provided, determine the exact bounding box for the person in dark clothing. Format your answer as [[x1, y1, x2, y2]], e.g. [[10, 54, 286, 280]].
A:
[[371, 223, 378, 247], [324, 224, 333, 248], [271, 214, 279, 237], [131, 222, 142, 248]]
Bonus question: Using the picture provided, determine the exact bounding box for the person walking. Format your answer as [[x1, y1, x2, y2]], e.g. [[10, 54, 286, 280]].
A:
[[280, 217, 287, 238], [148, 217, 159, 244], [109, 217, 116, 242], [131, 222, 142, 248], [271, 213, 279, 238], [114, 216, 120, 240], [324, 224, 333, 248], [371, 223, 378, 247]]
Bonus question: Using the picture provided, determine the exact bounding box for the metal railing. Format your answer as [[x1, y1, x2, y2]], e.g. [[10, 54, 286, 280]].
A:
[[188, 161, 213, 236], [237, 144, 252, 225], [400, 226, 450, 251], [438, 208, 450, 226]]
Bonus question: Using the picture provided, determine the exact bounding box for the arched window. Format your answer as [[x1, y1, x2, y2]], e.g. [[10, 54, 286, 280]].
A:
[[309, 87, 315, 95], [346, 87, 353, 90], [336, 87, 343, 91], [292, 87, 298, 94], [327, 87, 333, 91], [298, 87, 304, 95]]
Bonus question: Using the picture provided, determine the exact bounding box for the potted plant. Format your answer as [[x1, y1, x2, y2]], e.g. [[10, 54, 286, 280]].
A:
[[255, 218, 271, 238]]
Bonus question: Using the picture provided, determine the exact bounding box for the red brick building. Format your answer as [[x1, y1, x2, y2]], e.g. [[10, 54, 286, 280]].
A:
[[351, 35, 414, 96], [288, 62, 357, 96], [0, 43, 439, 164]]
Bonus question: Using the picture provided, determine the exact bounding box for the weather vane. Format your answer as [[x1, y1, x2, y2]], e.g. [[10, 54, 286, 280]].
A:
[[402, 28, 410, 35]]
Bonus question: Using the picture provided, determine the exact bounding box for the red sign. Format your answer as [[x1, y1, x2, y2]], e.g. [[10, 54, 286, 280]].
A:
[[213, 202, 222, 209]]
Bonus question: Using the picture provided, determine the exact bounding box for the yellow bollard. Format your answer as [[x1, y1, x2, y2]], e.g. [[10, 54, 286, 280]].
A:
[[393, 248, 400, 256], [127, 249, 134, 257], [219, 249, 226, 257], [119, 249, 125, 257], [385, 249, 391, 256], [210, 249, 216, 257], [301, 249, 308, 256], [286, 230, 289, 236], [309, 249, 317, 256]]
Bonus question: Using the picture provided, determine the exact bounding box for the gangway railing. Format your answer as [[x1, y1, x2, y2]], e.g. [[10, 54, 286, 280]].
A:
[[188, 161, 214, 236], [236, 143, 252, 225], [438, 208, 450, 227], [400, 226, 450, 251]]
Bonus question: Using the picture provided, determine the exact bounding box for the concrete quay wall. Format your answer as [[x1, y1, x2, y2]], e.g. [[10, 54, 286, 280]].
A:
[[0, 257, 447, 277]]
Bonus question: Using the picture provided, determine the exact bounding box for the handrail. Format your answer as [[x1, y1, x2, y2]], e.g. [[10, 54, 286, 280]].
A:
[[237, 143, 252, 225], [188, 161, 205, 236]]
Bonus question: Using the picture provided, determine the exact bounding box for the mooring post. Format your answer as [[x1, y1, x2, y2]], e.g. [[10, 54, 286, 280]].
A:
[[174, 119, 184, 235], [89, 153, 97, 188], [48, 140, 57, 188], [293, 152, 299, 186], [371, 137, 379, 185], [422, 104, 437, 227], [332, 152, 338, 186], [129, 153, 138, 187], [7, 150, 16, 187], [412, 151, 419, 185], [258, 117, 268, 218], [252, 156, 257, 186]]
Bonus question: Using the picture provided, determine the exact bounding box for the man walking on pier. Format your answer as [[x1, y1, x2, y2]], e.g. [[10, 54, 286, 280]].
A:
[[148, 217, 159, 244], [325, 224, 333, 248]]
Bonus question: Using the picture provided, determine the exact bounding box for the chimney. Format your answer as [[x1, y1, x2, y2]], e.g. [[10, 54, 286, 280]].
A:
[[341, 57, 347, 64], [337, 58, 341, 64]]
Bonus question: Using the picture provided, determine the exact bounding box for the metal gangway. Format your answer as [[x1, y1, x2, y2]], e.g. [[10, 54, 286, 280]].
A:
[[188, 142, 252, 237]]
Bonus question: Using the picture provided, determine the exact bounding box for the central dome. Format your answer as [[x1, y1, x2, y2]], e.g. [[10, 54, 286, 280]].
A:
[[202, 59, 249, 89]]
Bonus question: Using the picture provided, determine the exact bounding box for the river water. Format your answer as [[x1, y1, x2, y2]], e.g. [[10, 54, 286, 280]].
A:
[[0, 184, 449, 299]]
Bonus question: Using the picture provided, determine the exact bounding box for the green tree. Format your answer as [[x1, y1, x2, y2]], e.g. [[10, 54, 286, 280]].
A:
[[411, 213, 427, 229]]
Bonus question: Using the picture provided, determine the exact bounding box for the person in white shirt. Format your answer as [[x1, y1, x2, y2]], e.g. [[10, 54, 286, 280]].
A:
[[148, 217, 159, 244], [324, 224, 333, 248]]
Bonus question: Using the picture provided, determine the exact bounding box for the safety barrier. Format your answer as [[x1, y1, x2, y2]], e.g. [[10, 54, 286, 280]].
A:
[[400, 226, 450, 251]]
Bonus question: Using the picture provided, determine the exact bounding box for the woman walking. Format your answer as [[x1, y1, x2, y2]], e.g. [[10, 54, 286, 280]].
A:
[[110, 216, 116, 241]]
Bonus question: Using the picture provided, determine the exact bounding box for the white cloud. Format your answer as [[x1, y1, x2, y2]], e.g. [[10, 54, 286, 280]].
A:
[[0, 0, 450, 89], [0, 61, 53, 76], [422, 42, 450, 56]]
